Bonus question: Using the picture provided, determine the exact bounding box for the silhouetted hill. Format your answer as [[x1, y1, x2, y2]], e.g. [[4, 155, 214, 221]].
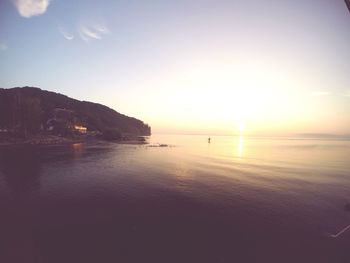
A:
[[0, 87, 151, 136]]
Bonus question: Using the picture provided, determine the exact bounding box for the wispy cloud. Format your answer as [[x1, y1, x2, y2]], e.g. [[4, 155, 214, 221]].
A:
[[80, 26, 102, 41], [58, 27, 74, 40], [344, 90, 350, 97], [311, 91, 331, 96], [78, 23, 110, 42], [12, 0, 50, 18], [0, 42, 8, 51], [94, 25, 110, 35]]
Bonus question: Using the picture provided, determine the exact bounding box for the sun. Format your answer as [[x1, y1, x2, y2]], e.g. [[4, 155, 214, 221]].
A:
[[238, 123, 245, 134]]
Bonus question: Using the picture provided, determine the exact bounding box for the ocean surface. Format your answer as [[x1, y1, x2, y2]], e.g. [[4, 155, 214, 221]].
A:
[[0, 135, 349, 263]]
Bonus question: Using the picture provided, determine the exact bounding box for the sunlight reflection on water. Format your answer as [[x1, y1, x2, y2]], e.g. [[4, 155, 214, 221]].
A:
[[237, 136, 244, 158]]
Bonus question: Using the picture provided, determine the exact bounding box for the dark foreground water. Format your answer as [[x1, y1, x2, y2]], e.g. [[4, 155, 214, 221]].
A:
[[0, 135, 349, 263]]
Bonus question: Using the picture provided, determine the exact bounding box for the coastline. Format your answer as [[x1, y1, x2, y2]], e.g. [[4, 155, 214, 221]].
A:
[[0, 134, 148, 147]]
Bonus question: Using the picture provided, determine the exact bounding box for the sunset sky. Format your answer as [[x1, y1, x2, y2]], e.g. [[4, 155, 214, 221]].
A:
[[1, 0, 350, 136]]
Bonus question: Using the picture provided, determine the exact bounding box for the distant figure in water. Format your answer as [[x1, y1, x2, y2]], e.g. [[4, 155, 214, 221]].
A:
[[208, 137, 211, 143]]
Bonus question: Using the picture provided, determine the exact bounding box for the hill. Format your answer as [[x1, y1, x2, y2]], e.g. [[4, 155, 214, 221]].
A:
[[0, 87, 151, 136]]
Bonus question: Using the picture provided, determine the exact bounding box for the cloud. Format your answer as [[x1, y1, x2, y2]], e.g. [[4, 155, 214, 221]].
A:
[[0, 42, 8, 51], [344, 90, 350, 97], [311, 91, 331, 96], [80, 26, 101, 41], [13, 0, 50, 18], [58, 27, 74, 40], [95, 25, 110, 34], [78, 23, 110, 42]]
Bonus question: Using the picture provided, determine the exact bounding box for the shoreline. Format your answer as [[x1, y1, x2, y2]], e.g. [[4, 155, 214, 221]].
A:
[[0, 134, 148, 147]]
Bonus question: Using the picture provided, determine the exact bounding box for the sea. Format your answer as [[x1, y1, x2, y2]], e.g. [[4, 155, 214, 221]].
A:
[[0, 134, 349, 263]]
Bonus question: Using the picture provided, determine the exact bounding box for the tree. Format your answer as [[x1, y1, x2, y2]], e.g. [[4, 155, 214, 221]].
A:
[[20, 97, 42, 137], [102, 128, 122, 141]]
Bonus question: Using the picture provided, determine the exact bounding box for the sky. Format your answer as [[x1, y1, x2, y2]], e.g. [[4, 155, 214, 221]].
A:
[[0, 0, 350, 136]]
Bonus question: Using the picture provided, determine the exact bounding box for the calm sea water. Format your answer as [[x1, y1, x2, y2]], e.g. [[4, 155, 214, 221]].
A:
[[0, 135, 349, 263]]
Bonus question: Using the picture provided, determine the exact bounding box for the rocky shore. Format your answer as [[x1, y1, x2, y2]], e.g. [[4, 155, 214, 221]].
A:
[[0, 135, 83, 146], [0, 134, 148, 146]]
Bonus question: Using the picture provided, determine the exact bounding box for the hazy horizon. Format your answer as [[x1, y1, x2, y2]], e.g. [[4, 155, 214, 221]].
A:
[[1, 0, 350, 136]]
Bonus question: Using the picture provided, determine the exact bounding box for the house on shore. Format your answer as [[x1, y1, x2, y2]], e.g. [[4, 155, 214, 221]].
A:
[[46, 108, 87, 135]]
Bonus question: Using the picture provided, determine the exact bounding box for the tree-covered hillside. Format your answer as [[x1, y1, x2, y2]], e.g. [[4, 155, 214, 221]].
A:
[[0, 87, 151, 136]]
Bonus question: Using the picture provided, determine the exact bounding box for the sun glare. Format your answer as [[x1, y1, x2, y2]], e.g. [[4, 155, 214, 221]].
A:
[[238, 123, 245, 134], [153, 60, 303, 135]]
